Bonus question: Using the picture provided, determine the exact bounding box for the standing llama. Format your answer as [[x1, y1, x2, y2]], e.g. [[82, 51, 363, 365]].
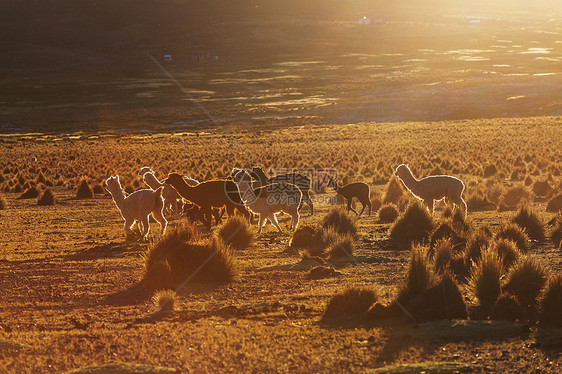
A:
[[394, 164, 467, 215], [232, 168, 302, 233], [105, 175, 167, 240], [138, 167, 183, 217], [328, 176, 372, 216]]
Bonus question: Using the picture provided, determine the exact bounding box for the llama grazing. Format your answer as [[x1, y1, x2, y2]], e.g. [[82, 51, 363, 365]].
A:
[[232, 168, 302, 233], [328, 176, 372, 216], [105, 175, 167, 240], [251, 167, 314, 215], [138, 167, 183, 217], [165, 172, 250, 229], [182, 202, 225, 226], [394, 164, 467, 215]]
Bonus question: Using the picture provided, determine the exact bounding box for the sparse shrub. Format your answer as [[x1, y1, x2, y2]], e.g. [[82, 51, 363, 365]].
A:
[[539, 275, 562, 327], [151, 289, 177, 312], [0, 193, 6, 209], [415, 270, 468, 320], [17, 186, 39, 199], [322, 286, 379, 321], [382, 175, 403, 204], [451, 207, 470, 233], [289, 225, 317, 249], [430, 222, 466, 255], [511, 206, 545, 242], [143, 221, 235, 290], [532, 180, 552, 198], [467, 249, 504, 309], [546, 193, 562, 213], [397, 245, 437, 303], [143, 259, 174, 291], [321, 208, 358, 238], [326, 233, 356, 261], [389, 201, 434, 245], [378, 203, 398, 222], [491, 293, 523, 321], [433, 238, 453, 273], [216, 216, 254, 250], [503, 257, 547, 307], [76, 179, 93, 199], [495, 223, 529, 252], [37, 188, 55, 206], [490, 238, 520, 269]]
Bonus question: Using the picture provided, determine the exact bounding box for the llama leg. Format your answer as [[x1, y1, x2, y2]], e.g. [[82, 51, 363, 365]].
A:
[[257, 215, 266, 233], [290, 210, 300, 231], [270, 214, 283, 232], [201, 207, 212, 229], [367, 201, 372, 216], [152, 208, 168, 234], [139, 216, 150, 240], [124, 218, 136, 236], [347, 198, 359, 215], [358, 201, 367, 216], [453, 195, 468, 217]]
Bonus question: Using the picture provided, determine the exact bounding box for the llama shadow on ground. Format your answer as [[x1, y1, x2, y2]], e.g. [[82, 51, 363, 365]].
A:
[[104, 283, 151, 306], [65, 241, 145, 261]]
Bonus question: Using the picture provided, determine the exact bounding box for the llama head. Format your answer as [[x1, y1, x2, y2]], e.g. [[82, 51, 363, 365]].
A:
[[139, 166, 153, 176], [231, 168, 251, 184], [105, 175, 122, 195], [395, 164, 411, 179], [164, 173, 184, 186]]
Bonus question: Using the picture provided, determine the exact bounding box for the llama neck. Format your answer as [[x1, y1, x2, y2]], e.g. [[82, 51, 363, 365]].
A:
[[236, 181, 256, 204], [400, 170, 422, 195], [109, 187, 126, 207]]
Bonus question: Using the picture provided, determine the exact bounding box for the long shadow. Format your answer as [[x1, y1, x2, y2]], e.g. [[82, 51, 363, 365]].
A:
[[65, 241, 145, 261], [104, 283, 151, 306]]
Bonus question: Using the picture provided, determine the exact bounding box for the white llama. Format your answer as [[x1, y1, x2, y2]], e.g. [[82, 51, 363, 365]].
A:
[[105, 175, 167, 240], [138, 167, 183, 217], [394, 164, 467, 215]]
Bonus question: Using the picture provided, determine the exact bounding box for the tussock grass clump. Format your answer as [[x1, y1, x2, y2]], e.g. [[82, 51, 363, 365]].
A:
[[378, 203, 398, 222], [416, 270, 468, 320], [382, 175, 403, 204], [503, 257, 547, 307], [433, 238, 453, 273], [289, 225, 317, 249], [326, 233, 356, 261], [490, 238, 520, 269], [511, 206, 545, 242], [323, 286, 379, 321], [467, 249, 504, 309], [539, 275, 562, 327], [216, 216, 254, 250], [37, 188, 55, 206], [546, 194, 562, 213], [143, 221, 235, 290], [389, 201, 434, 245], [17, 186, 39, 199], [92, 183, 104, 195], [532, 180, 552, 198], [143, 259, 174, 291], [495, 223, 529, 252], [151, 289, 178, 312], [76, 179, 93, 199], [321, 208, 358, 238], [499, 185, 530, 209], [483, 164, 497, 178], [430, 222, 466, 255], [491, 293, 523, 321], [398, 245, 437, 303], [0, 193, 6, 210]]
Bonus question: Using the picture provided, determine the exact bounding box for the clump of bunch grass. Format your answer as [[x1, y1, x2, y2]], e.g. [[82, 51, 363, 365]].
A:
[[378, 203, 398, 223], [467, 248, 504, 309], [498, 185, 530, 209], [490, 238, 520, 269], [143, 221, 235, 291], [433, 238, 453, 273], [503, 257, 547, 307], [37, 188, 56, 206], [326, 233, 356, 261], [76, 179, 93, 199], [532, 180, 552, 198], [397, 245, 437, 303], [490, 293, 523, 321], [429, 221, 466, 256], [289, 225, 317, 249], [416, 270, 468, 320], [322, 286, 379, 321], [321, 208, 358, 238], [539, 275, 562, 327], [17, 186, 39, 199], [495, 223, 529, 252], [216, 216, 254, 250], [464, 228, 492, 265], [151, 289, 178, 312], [382, 175, 403, 204], [389, 201, 434, 245], [546, 194, 562, 213], [511, 206, 545, 242]]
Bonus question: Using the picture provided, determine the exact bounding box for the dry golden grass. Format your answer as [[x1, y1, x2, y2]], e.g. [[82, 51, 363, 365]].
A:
[[0, 118, 560, 372]]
